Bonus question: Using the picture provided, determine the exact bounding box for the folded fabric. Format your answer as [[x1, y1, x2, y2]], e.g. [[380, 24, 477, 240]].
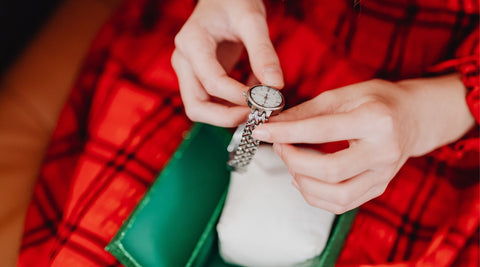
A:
[[217, 145, 335, 267]]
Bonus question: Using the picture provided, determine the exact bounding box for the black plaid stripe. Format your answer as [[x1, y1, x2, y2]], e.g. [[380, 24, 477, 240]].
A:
[[24, 0, 191, 262], [303, 0, 478, 81], [19, 0, 479, 265], [21, 196, 58, 250], [361, 157, 477, 263], [48, 85, 185, 262], [376, 2, 419, 78], [55, 23, 185, 229], [358, 158, 439, 262], [21, 177, 65, 248], [389, 160, 444, 261], [401, 173, 442, 260]]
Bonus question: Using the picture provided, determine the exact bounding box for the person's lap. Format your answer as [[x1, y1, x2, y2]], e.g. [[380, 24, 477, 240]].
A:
[[15, 0, 479, 265]]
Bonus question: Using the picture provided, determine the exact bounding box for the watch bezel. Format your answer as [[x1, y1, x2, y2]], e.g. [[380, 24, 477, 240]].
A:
[[246, 85, 285, 116]]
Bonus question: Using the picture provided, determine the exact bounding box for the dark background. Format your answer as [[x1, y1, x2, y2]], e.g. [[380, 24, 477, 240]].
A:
[[0, 0, 63, 76]]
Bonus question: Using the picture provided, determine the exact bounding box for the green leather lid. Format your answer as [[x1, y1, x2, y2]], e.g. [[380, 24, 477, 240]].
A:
[[106, 123, 232, 267]]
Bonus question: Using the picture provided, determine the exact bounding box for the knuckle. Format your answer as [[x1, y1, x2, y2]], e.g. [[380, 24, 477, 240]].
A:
[[333, 206, 349, 215], [316, 90, 338, 113], [174, 25, 202, 52], [201, 76, 225, 97], [173, 31, 185, 50], [301, 194, 348, 214], [170, 51, 180, 70], [198, 77, 218, 96], [184, 106, 200, 122], [332, 206, 348, 215], [376, 113, 394, 133], [372, 186, 387, 198], [255, 41, 274, 54], [333, 191, 352, 206], [303, 195, 317, 207], [384, 143, 402, 163], [366, 103, 394, 132], [238, 12, 265, 30], [202, 80, 216, 94], [286, 154, 305, 175]]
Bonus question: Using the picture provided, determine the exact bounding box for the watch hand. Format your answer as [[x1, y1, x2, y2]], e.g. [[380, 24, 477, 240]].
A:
[[263, 88, 270, 105]]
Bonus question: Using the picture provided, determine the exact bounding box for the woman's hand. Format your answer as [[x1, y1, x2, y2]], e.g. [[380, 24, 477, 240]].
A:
[[171, 0, 283, 127], [253, 76, 474, 214]]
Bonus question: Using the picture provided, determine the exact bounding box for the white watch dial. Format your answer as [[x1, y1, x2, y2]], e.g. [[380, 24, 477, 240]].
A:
[[250, 85, 283, 108]]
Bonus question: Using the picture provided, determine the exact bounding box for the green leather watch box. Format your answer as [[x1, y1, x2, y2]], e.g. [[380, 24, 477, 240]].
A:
[[106, 123, 357, 267]]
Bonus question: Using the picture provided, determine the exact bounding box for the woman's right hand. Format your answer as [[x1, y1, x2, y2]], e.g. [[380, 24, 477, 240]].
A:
[[171, 0, 283, 127]]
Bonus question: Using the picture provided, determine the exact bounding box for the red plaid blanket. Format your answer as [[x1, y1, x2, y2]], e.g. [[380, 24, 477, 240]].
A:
[[18, 0, 479, 266]]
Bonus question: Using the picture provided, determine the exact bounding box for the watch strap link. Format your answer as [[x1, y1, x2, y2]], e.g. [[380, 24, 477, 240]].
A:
[[227, 110, 267, 169]]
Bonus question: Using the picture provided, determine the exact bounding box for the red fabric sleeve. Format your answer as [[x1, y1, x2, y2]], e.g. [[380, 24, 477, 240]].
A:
[[428, 25, 479, 168]]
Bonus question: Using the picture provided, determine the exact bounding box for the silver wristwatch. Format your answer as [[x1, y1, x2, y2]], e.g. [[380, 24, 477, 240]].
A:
[[227, 85, 285, 170]]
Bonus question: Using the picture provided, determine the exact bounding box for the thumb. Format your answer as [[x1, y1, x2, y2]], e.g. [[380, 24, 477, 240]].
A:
[[237, 15, 284, 88]]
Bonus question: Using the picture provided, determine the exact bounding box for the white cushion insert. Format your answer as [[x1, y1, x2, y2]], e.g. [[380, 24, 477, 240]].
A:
[[217, 145, 335, 267]]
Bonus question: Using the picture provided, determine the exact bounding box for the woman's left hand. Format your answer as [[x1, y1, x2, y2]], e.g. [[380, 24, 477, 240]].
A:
[[252, 77, 474, 214]]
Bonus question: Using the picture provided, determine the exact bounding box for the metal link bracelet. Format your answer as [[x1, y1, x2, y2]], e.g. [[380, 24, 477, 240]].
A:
[[227, 110, 267, 170], [227, 85, 284, 171]]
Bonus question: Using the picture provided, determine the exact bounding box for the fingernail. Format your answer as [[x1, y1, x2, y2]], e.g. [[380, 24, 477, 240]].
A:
[[273, 143, 282, 155], [292, 179, 300, 189], [263, 66, 283, 87], [252, 128, 270, 141]]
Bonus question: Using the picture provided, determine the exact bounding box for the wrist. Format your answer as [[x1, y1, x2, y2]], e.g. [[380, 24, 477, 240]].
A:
[[396, 74, 475, 157]]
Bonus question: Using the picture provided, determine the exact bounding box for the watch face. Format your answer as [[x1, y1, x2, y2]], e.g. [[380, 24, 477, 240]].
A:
[[249, 85, 284, 109]]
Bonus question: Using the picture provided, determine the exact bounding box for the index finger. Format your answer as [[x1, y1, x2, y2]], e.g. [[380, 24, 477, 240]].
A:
[[175, 26, 248, 105], [275, 143, 373, 183], [253, 109, 368, 144], [237, 14, 284, 88], [172, 50, 250, 127]]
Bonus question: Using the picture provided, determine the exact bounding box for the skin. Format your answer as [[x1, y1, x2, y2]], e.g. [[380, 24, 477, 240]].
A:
[[254, 76, 474, 214], [172, 0, 476, 214], [171, 0, 284, 127]]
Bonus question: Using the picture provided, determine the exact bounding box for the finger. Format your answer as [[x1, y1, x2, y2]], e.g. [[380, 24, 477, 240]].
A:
[[271, 80, 385, 123], [295, 191, 349, 214], [292, 180, 352, 214], [172, 51, 250, 127], [237, 14, 283, 88], [270, 90, 341, 123], [273, 143, 374, 183], [295, 187, 379, 214], [175, 26, 248, 105], [293, 173, 386, 214], [253, 108, 368, 144], [187, 102, 250, 127], [294, 171, 376, 206]]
